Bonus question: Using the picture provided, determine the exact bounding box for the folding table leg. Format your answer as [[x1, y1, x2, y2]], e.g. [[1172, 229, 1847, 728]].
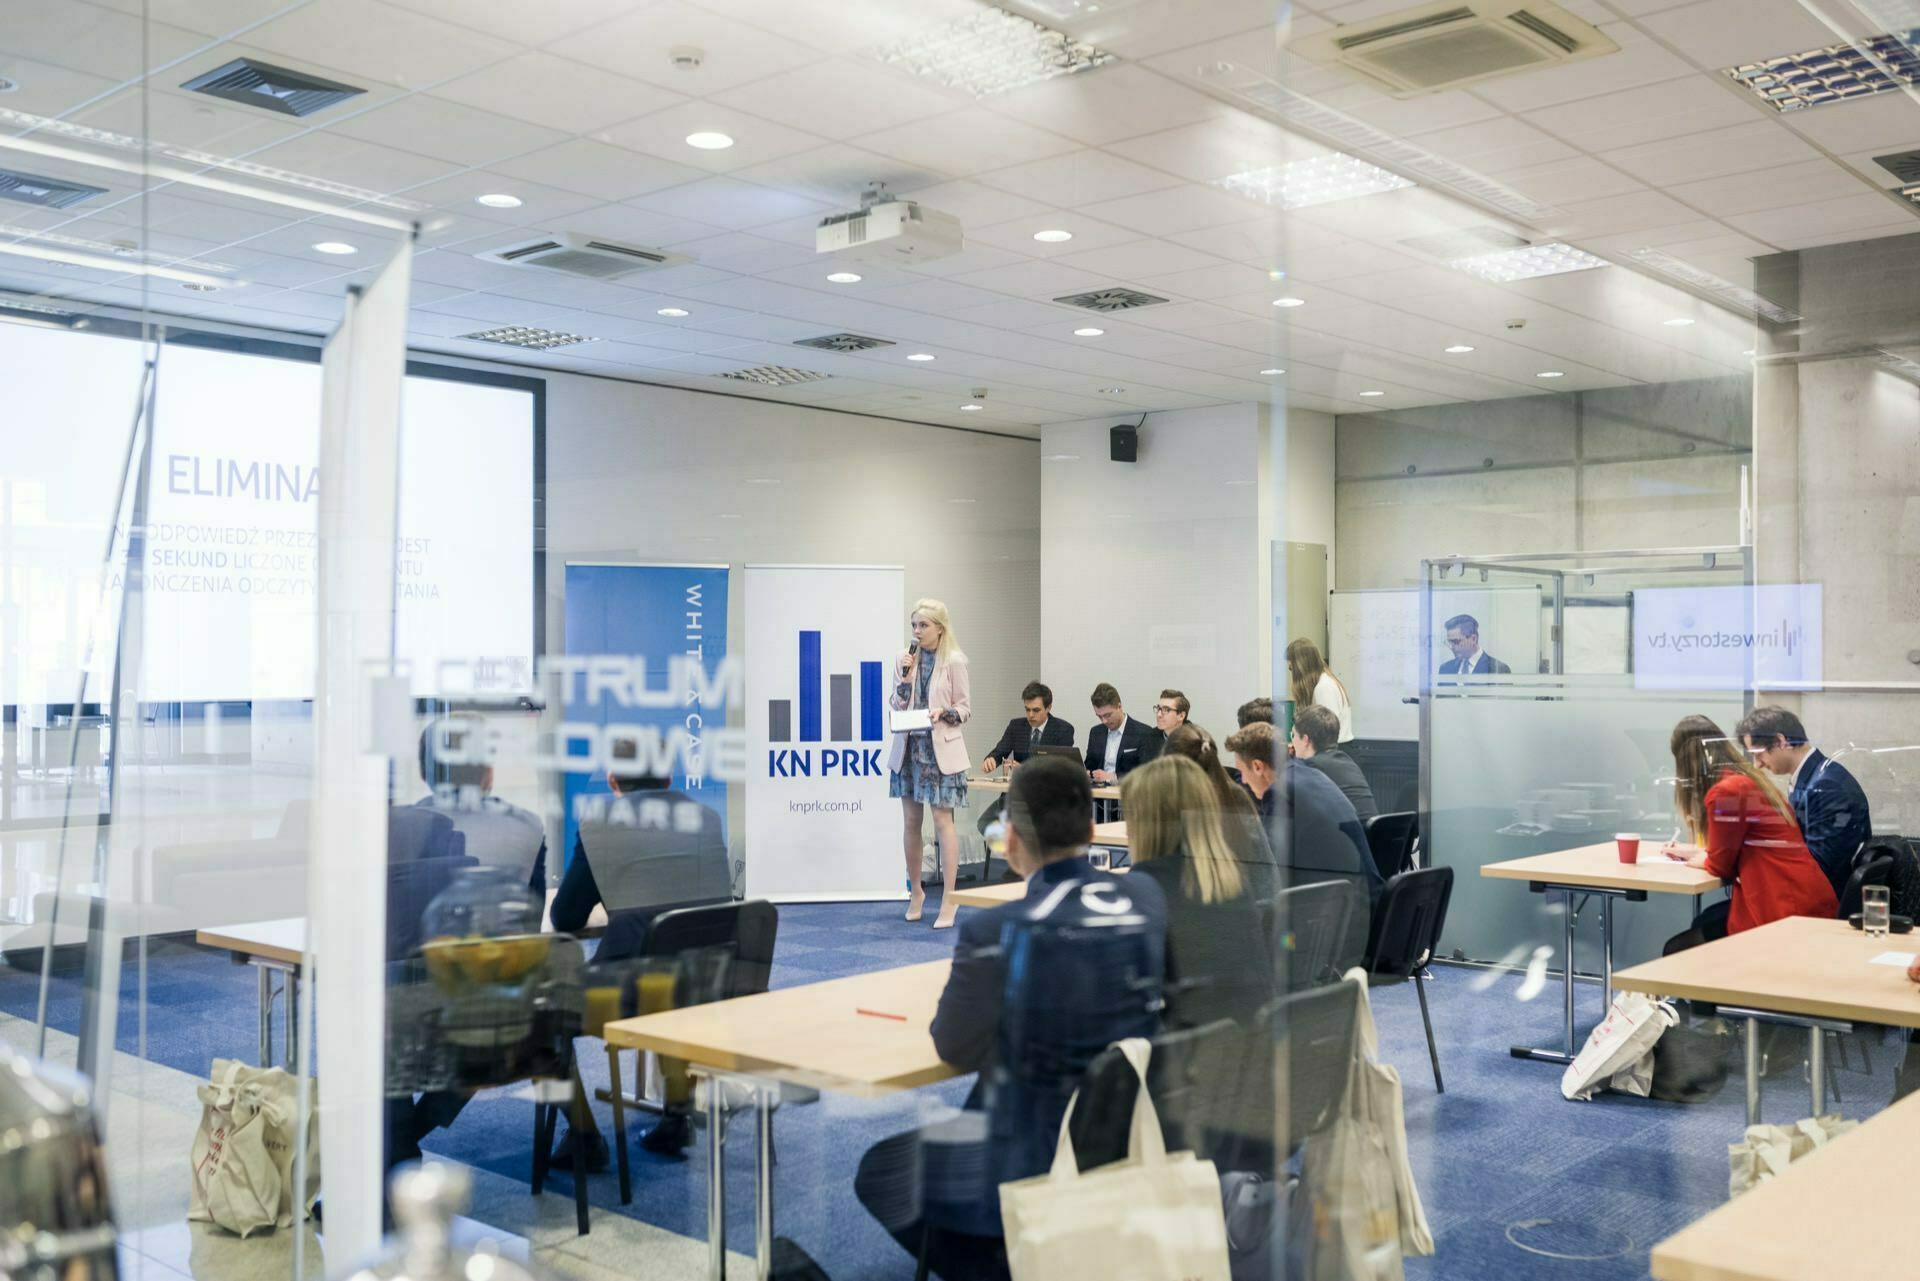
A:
[[1745, 1018, 1762, 1126], [609, 1048, 632, 1205], [706, 1073, 726, 1281]]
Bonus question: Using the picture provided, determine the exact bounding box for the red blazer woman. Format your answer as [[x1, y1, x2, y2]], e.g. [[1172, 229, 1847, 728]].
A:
[[1699, 770, 1837, 934]]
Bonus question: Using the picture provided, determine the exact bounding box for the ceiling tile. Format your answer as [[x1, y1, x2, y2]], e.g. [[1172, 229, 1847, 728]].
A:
[[70, 83, 307, 156], [709, 57, 963, 141], [1303, 80, 1508, 140], [1092, 0, 1285, 60], [431, 52, 687, 135], [984, 64, 1227, 147], [1779, 93, 1920, 156], [380, 0, 639, 42], [400, 168, 609, 225], [1472, 21, 1699, 113], [627, 176, 831, 231], [549, 1, 828, 95], [598, 101, 833, 175], [943, 297, 1085, 331], [239, 0, 518, 89], [490, 139, 709, 202], [967, 212, 1139, 258], [1411, 117, 1582, 175], [731, 144, 950, 207], [890, 181, 1053, 229], [1078, 184, 1270, 236], [1051, 239, 1226, 279], [1104, 114, 1309, 184], [559, 201, 731, 248], [1724, 192, 1918, 244], [250, 131, 461, 197], [1495, 156, 1647, 205], [951, 258, 1125, 299], [1602, 120, 1820, 188], [3, 1, 208, 80], [1548, 188, 1707, 238], [324, 95, 568, 169], [1667, 158, 1879, 218], [1635, 0, 1843, 71], [853, 109, 1079, 177], [975, 149, 1182, 206], [663, 231, 818, 273], [1524, 75, 1765, 153]]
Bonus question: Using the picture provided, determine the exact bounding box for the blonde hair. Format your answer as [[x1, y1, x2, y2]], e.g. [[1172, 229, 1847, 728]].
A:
[[1120, 755, 1245, 905], [1286, 637, 1347, 710], [1670, 714, 1795, 843], [910, 598, 964, 675]]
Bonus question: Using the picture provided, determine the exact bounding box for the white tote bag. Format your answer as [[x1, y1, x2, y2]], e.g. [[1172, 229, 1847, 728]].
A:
[[1728, 1114, 1859, 1197], [1561, 993, 1676, 1102], [189, 1060, 320, 1236], [1000, 1038, 1232, 1281], [1349, 970, 1434, 1258]]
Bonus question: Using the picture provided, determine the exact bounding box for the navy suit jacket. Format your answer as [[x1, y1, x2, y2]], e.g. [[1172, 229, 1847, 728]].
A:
[[1259, 762, 1384, 910], [1792, 749, 1872, 898], [1438, 651, 1511, 675], [931, 856, 1166, 1199], [985, 714, 1076, 766], [1083, 716, 1164, 779]]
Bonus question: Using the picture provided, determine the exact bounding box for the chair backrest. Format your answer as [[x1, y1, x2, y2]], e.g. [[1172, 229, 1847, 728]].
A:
[[1366, 865, 1453, 979], [1270, 980, 1361, 1149], [1363, 811, 1417, 881], [641, 899, 779, 998], [1840, 852, 1896, 919], [1264, 878, 1359, 993], [1067, 1018, 1241, 1172], [386, 853, 477, 959]]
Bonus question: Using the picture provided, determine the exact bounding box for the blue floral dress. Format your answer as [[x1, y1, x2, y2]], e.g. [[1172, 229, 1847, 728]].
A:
[[889, 649, 968, 807]]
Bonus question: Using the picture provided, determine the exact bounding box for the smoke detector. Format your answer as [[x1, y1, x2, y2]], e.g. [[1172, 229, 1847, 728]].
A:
[[475, 231, 691, 280], [671, 46, 704, 70], [1295, 1, 1619, 98]]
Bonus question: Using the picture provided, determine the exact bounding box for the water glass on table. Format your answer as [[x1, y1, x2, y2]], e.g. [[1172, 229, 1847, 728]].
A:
[[1088, 848, 1111, 871], [1863, 884, 1891, 939]]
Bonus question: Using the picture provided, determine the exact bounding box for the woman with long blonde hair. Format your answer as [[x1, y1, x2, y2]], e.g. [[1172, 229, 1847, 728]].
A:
[[1122, 755, 1245, 905], [1286, 637, 1353, 743], [1661, 714, 1835, 953], [888, 598, 972, 928]]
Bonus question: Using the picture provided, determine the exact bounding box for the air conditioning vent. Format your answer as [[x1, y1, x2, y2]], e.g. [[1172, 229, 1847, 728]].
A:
[[716, 365, 831, 387], [1874, 150, 1920, 185], [180, 57, 365, 118], [1054, 287, 1169, 312], [793, 332, 895, 352], [0, 168, 107, 209], [476, 232, 691, 280], [1297, 0, 1617, 97]]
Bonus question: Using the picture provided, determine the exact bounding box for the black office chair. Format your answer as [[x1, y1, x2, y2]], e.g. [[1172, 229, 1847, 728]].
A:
[[1264, 878, 1360, 994], [1839, 852, 1895, 919], [1271, 980, 1363, 1152], [1068, 1018, 1244, 1173], [602, 900, 779, 1203], [1364, 811, 1418, 882], [1364, 865, 1453, 1093]]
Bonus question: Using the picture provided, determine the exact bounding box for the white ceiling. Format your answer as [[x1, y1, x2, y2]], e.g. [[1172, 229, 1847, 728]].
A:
[[2, 0, 1917, 435]]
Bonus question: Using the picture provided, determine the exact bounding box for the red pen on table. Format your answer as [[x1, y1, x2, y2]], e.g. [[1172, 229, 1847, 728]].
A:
[[857, 1008, 907, 1022]]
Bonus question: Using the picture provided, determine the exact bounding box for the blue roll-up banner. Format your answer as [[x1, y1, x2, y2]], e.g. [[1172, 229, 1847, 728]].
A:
[[562, 563, 729, 870]]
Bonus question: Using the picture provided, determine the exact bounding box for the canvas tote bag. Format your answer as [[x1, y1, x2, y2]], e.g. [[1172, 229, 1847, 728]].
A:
[[189, 1060, 320, 1236], [1561, 992, 1677, 1101], [1728, 1114, 1859, 1197], [1000, 1038, 1232, 1281]]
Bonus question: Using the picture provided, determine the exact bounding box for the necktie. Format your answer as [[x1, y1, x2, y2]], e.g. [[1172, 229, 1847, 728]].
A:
[[1029, 723, 1040, 749]]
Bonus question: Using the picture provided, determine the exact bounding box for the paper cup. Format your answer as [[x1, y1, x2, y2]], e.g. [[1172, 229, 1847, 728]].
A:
[[1615, 833, 1640, 864]]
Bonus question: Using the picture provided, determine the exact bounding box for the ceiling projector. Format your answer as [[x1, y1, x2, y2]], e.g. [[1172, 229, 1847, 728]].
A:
[[816, 183, 962, 266]]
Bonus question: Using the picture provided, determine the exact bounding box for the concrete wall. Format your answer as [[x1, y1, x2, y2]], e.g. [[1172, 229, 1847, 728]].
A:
[[1335, 377, 1752, 589]]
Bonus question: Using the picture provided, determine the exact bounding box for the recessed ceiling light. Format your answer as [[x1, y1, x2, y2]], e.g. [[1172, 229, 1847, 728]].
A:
[[180, 282, 221, 292], [1033, 229, 1073, 243], [866, 7, 1114, 97], [475, 193, 522, 209], [1536, 370, 1565, 378], [907, 352, 936, 361], [1664, 317, 1695, 327], [458, 325, 601, 350], [1214, 151, 1415, 211], [685, 131, 734, 150], [1099, 387, 1124, 394], [1444, 344, 1475, 354], [1260, 368, 1285, 376], [1073, 326, 1104, 336], [312, 241, 356, 255], [1272, 296, 1305, 308], [1722, 33, 1920, 113], [1042, 453, 1080, 461], [959, 403, 983, 411], [657, 307, 689, 317], [947, 497, 977, 504], [745, 477, 781, 485], [826, 271, 862, 283], [1359, 390, 1385, 397], [716, 513, 743, 519], [1451, 241, 1607, 283]]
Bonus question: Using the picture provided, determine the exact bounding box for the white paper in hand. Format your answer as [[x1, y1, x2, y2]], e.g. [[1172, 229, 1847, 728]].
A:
[[889, 707, 932, 734]]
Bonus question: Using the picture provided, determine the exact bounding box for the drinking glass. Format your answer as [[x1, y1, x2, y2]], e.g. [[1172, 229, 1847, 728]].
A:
[[1863, 885, 1890, 939], [1088, 848, 1111, 871]]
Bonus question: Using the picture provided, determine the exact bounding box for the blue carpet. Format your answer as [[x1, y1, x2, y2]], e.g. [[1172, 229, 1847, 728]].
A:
[[1, 896, 1905, 1280]]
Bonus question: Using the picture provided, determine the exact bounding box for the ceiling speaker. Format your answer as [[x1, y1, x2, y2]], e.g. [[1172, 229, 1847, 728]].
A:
[[1110, 423, 1138, 463]]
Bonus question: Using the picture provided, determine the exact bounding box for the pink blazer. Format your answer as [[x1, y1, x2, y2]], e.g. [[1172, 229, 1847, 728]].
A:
[[888, 650, 972, 779]]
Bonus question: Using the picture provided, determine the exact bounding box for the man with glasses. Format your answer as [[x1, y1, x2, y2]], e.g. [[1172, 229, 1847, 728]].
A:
[[1439, 613, 1510, 677], [1738, 705, 1870, 899], [1085, 683, 1163, 820], [1152, 689, 1190, 736]]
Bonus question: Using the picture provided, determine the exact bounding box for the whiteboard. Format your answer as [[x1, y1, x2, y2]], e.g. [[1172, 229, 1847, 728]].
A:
[[1329, 587, 1543, 741]]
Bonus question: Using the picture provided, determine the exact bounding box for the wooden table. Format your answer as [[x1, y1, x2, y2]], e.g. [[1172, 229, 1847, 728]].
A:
[[1482, 842, 1724, 1066], [1615, 916, 1920, 1122], [1650, 1089, 1920, 1281], [949, 855, 1133, 910], [605, 961, 957, 1280], [968, 774, 1121, 801], [197, 919, 307, 1068]]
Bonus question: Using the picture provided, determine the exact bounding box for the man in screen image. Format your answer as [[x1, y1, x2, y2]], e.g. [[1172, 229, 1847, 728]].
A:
[[1439, 613, 1511, 677]]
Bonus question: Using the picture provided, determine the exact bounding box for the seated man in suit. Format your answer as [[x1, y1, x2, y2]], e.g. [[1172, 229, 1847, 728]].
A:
[[1739, 705, 1871, 899], [1236, 697, 1274, 727], [1084, 682, 1164, 818], [1439, 612, 1511, 677], [549, 764, 729, 1163], [976, 681, 1075, 838], [1290, 704, 1380, 824], [413, 715, 548, 890], [855, 756, 1166, 1281], [1227, 720, 1383, 956]]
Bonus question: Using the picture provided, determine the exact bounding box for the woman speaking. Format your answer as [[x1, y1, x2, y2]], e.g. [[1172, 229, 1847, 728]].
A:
[[889, 598, 971, 928]]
